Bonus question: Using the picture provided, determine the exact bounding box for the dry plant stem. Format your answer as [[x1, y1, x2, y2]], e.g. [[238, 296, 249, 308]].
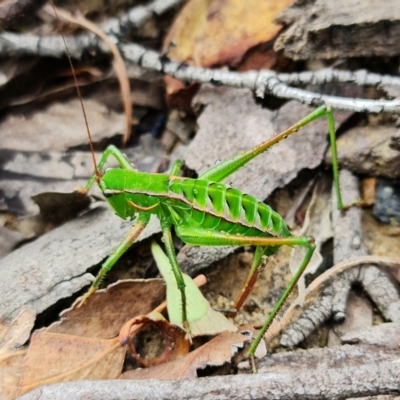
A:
[[44, 4, 132, 145], [331, 170, 400, 323], [266, 256, 400, 347], [1, 35, 400, 112], [332, 170, 366, 264], [274, 170, 400, 347], [0, 0, 184, 58], [278, 68, 400, 87]]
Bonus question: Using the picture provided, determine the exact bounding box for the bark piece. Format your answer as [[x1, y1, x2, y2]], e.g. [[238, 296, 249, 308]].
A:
[[275, 0, 400, 59], [326, 125, 400, 180], [16, 334, 400, 400], [0, 206, 160, 323]]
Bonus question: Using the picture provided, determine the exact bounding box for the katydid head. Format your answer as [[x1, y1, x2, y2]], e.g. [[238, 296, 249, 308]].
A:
[[99, 170, 131, 220]]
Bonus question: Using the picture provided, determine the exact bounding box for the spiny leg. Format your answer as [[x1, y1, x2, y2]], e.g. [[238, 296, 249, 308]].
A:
[[247, 241, 315, 373], [231, 245, 267, 313], [199, 106, 343, 209], [175, 226, 315, 367], [78, 213, 149, 306]]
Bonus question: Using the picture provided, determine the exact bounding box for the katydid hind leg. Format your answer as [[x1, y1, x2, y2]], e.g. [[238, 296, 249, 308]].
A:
[[176, 226, 315, 315], [247, 243, 315, 373], [198, 106, 343, 210], [231, 245, 267, 313]]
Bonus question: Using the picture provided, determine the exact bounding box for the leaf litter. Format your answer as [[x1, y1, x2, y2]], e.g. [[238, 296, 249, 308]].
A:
[[0, 280, 164, 397], [1, 0, 400, 397], [0, 310, 35, 400], [0, 261, 240, 398], [1, 83, 398, 396]]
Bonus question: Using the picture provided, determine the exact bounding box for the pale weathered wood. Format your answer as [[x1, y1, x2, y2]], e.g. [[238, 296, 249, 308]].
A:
[[17, 325, 400, 400]]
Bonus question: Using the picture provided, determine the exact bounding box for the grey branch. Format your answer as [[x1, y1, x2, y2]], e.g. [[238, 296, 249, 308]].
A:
[[1, 0, 400, 113], [278, 68, 400, 87], [0, 0, 184, 58], [121, 43, 400, 113], [18, 364, 400, 400]]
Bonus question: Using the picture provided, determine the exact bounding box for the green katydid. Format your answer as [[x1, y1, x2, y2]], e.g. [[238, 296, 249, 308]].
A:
[[49, 0, 343, 369], [76, 103, 343, 370]]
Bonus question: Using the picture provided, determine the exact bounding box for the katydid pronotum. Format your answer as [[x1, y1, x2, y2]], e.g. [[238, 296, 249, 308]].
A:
[[50, 2, 343, 372]]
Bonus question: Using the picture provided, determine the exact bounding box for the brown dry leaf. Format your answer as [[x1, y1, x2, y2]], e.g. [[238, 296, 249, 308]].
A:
[[0, 61, 103, 110], [25, 191, 92, 235], [163, 0, 293, 104], [120, 328, 252, 380], [48, 280, 166, 338], [17, 280, 167, 396], [360, 177, 377, 206], [0, 309, 36, 400], [18, 332, 124, 396], [164, 0, 293, 67]]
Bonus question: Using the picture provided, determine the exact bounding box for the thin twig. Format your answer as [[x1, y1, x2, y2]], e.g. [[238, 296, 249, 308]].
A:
[[1, 2, 400, 114]]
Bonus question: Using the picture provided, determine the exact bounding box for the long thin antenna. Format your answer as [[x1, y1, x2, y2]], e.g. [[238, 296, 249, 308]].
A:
[[49, 0, 100, 183]]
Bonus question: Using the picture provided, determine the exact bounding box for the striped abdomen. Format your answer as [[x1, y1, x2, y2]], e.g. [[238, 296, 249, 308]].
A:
[[167, 178, 290, 239]]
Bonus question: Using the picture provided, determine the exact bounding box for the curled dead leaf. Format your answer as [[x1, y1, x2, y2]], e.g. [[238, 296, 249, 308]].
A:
[[120, 326, 254, 380], [121, 311, 189, 368]]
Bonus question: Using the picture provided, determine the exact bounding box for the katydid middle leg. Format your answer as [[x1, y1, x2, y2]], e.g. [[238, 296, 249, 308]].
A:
[[160, 224, 190, 335]]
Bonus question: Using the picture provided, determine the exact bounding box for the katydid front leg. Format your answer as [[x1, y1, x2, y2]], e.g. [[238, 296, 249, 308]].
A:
[[77, 145, 140, 306], [80, 145, 136, 193], [78, 149, 185, 307], [78, 214, 149, 306]]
